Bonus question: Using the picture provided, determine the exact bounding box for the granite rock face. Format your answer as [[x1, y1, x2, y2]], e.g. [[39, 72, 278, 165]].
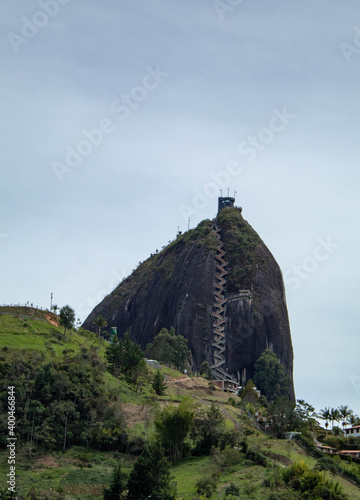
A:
[[83, 208, 294, 400]]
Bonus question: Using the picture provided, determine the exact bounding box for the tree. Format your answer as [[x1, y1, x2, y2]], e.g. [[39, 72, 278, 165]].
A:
[[155, 397, 195, 462], [253, 350, 291, 402], [145, 328, 190, 371], [330, 408, 340, 430], [319, 407, 331, 430], [59, 305, 75, 335], [126, 442, 176, 500], [268, 396, 295, 437], [338, 405, 353, 429], [152, 370, 167, 396], [199, 361, 211, 379], [93, 315, 108, 336], [293, 399, 316, 430], [348, 413, 360, 427], [193, 402, 225, 454], [105, 341, 123, 372], [121, 334, 146, 384], [51, 304, 58, 314], [103, 463, 126, 500], [239, 379, 259, 404], [105, 334, 146, 384]]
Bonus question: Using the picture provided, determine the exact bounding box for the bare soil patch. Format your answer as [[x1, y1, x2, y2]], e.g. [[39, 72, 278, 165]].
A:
[[45, 312, 59, 326], [33, 454, 59, 468], [122, 403, 152, 428], [167, 377, 214, 390]]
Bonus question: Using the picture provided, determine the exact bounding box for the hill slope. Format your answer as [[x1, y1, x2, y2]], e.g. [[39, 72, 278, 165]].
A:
[[0, 313, 359, 499], [0, 306, 102, 358]]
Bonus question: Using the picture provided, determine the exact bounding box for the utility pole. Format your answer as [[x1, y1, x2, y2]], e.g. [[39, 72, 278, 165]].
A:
[[50, 292, 53, 311], [188, 217, 190, 231]]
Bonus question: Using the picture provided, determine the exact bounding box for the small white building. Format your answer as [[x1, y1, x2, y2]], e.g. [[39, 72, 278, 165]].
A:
[[344, 425, 360, 438], [315, 444, 336, 454], [338, 450, 360, 458]]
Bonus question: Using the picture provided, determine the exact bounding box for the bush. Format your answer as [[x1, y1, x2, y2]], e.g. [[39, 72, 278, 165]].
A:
[[239, 439, 248, 454], [219, 430, 239, 450], [283, 460, 309, 490], [216, 448, 243, 469], [246, 446, 268, 467], [294, 434, 323, 458], [267, 493, 297, 500], [315, 456, 339, 475], [323, 434, 344, 450], [196, 475, 218, 498], [337, 464, 360, 486], [263, 466, 283, 489], [224, 483, 240, 497], [283, 460, 348, 499]]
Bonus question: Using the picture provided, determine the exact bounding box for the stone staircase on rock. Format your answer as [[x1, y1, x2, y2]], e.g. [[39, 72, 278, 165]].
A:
[[211, 222, 237, 383]]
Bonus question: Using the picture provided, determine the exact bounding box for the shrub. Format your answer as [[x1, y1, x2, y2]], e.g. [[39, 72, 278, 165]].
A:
[[196, 475, 218, 498], [217, 448, 243, 469], [263, 466, 283, 489], [323, 434, 344, 450], [294, 434, 323, 458], [283, 460, 309, 490], [283, 460, 348, 499], [267, 493, 297, 500], [219, 429, 239, 450], [315, 456, 339, 475], [247, 447, 267, 466], [244, 483, 258, 495], [224, 482, 239, 497]]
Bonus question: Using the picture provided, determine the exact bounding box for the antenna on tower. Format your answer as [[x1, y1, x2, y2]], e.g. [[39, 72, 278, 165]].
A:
[[188, 217, 190, 231], [234, 190, 237, 199], [220, 189, 223, 197]]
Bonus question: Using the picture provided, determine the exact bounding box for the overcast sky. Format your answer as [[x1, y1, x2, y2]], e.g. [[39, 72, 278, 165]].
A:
[[1, 0, 360, 418]]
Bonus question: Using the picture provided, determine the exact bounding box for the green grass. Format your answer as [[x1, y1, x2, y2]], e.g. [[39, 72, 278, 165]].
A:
[[1, 308, 359, 499], [171, 455, 214, 497], [0, 308, 105, 360], [0, 448, 133, 500], [172, 453, 275, 499]]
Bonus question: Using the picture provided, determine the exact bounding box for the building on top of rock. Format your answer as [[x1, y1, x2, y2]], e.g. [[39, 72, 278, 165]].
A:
[[218, 196, 235, 213], [218, 194, 242, 215]]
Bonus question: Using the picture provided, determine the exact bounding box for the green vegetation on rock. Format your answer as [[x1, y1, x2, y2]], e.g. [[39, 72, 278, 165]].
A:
[[217, 207, 262, 292]]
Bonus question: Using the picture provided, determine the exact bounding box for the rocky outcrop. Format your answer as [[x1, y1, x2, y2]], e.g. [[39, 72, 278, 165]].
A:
[[83, 208, 295, 400]]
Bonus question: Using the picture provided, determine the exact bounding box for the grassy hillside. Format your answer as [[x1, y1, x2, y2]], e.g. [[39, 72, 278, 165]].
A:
[[0, 306, 104, 358], [0, 309, 359, 500]]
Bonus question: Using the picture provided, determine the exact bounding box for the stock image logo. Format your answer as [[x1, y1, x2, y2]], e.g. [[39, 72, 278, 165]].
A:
[[284, 236, 339, 291], [52, 65, 169, 182], [8, 0, 72, 54]]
